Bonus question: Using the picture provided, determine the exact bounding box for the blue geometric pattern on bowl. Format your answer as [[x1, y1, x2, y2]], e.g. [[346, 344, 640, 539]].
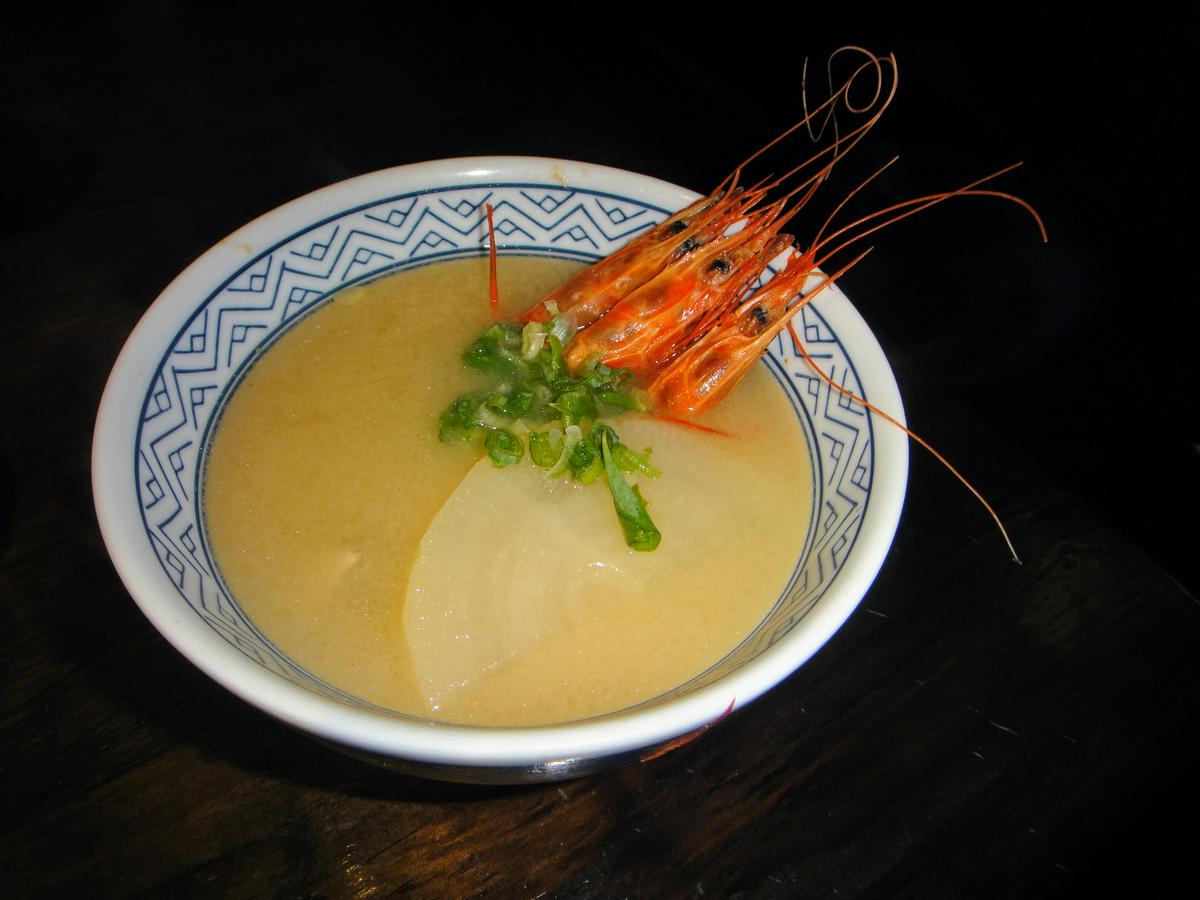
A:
[[134, 183, 873, 714]]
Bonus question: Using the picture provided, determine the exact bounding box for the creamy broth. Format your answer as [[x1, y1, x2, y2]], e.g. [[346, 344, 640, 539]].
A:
[[204, 256, 812, 726]]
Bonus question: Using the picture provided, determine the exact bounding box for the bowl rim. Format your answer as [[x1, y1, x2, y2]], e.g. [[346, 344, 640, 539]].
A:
[[92, 155, 908, 768]]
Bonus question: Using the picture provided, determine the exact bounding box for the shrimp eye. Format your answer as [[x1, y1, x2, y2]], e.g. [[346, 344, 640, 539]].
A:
[[678, 237, 700, 255], [708, 258, 733, 274], [664, 220, 688, 235], [751, 306, 770, 328]]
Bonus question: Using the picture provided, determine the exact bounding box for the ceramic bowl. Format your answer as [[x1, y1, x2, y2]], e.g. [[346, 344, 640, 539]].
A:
[[92, 157, 908, 783]]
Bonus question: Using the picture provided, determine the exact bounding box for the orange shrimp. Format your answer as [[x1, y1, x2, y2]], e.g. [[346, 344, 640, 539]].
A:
[[644, 250, 852, 415], [642, 173, 1046, 416], [563, 202, 796, 376], [515, 184, 763, 331]]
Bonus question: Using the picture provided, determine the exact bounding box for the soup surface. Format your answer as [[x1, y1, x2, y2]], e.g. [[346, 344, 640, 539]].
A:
[[204, 256, 813, 725]]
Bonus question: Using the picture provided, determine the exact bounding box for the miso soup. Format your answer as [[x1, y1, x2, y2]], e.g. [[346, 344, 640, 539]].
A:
[[204, 256, 812, 726]]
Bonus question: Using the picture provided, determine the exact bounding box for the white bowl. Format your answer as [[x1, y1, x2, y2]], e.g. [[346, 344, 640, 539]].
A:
[[92, 157, 908, 782]]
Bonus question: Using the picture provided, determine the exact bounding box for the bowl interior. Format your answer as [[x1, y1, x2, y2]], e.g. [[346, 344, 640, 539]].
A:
[[97, 158, 905, 765]]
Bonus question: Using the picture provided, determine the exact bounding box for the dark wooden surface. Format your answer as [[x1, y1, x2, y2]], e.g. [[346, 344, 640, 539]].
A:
[[3, 7, 1197, 898]]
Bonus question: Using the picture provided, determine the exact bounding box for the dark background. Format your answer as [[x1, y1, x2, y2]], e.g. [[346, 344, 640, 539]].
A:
[[2, 4, 1197, 897]]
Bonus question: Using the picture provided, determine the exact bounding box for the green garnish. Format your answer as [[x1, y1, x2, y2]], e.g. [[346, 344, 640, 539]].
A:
[[551, 390, 597, 427], [596, 388, 642, 411], [438, 318, 661, 550], [437, 392, 485, 442], [484, 428, 524, 467], [598, 429, 662, 552], [612, 442, 661, 478], [528, 428, 562, 467], [546, 425, 582, 479], [462, 323, 527, 381], [567, 433, 600, 481]]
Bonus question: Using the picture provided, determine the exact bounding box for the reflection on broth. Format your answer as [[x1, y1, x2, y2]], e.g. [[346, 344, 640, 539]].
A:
[[203, 256, 812, 726]]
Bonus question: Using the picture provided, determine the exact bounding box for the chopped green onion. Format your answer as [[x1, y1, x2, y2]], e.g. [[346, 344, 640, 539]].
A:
[[548, 313, 573, 346], [437, 320, 667, 549], [590, 422, 619, 450], [537, 334, 568, 385], [599, 430, 661, 551], [576, 455, 603, 485], [529, 428, 563, 467], [507, 386, 534, 419], [438, 391, 486, 442], [567, 437, 598, 480], [552, 390, 597, 427], [521, 322, 547, 360], [485, 391, 509, 414], [484, 428, 524, 467], [597, 389, 644, 412], [474, 402, 509, 430], [548, 424, 583, 478], [612, 443, 661, 478], [463, 324, 528, 380]]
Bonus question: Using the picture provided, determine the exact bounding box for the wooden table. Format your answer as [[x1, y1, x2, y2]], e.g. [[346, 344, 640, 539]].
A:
[[3, 9, 1196, 897]]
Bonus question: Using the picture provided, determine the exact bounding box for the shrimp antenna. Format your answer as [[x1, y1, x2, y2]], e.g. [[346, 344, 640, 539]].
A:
[[812, 164, 1048, 267], [799, 54, 838, 179], [779, 51, 898, 184], [767, 121, 896, 230], [811, 155, 901, 251], [803, 45, 859, 185], [715, 48, 898, 200], [785, 320, 1023, 564]]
